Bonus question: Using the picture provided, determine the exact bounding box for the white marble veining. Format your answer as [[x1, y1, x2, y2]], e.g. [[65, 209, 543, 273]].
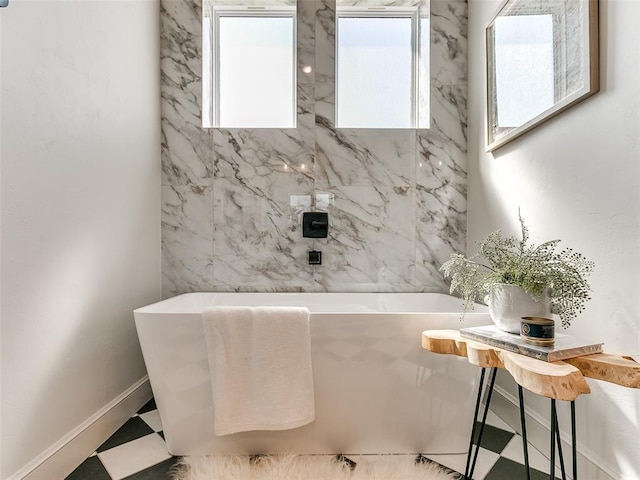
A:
[[160, 0, 468, 295]]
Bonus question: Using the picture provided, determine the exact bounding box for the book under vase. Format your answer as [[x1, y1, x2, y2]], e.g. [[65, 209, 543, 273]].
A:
[[460, 324, 603, 362]]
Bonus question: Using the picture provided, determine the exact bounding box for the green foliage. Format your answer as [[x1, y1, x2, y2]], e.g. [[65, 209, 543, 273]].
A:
[[440, 213, 594, 328]]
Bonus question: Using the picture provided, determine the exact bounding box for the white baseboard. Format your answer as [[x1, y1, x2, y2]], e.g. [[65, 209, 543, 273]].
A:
[[490, 385, 621, 480], [7, 376, 152, 480]]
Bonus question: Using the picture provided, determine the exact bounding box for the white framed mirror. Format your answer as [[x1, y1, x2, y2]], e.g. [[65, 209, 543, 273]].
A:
[[486, 0, 599, 152]]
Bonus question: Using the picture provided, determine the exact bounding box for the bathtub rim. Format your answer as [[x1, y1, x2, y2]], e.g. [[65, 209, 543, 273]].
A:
[[134, 291, 489, 316]]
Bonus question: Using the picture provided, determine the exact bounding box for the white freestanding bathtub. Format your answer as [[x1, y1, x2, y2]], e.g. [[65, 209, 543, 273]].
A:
[[134, 292, 491, 456]]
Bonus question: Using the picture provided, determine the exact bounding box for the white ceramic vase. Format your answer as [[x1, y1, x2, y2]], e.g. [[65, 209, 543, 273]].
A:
[[488, 283, 552, 334]]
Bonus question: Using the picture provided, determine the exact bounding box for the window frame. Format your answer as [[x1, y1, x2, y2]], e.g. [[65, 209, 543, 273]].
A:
[[203, 5, 297, 129], [335, 6, 420, 129]]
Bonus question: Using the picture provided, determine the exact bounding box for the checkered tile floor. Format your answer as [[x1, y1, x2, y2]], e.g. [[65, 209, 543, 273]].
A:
[[65, 399, 557, 480]]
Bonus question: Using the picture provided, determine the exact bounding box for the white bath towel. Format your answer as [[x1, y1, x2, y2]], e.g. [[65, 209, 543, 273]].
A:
[[202, 306, 315, 436]]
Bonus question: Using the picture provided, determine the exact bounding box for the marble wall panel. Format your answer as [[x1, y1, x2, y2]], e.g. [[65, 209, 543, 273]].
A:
[[414, 156, 466, 291], [211, 126, 315, 289], [430, 0, 468, 86], [314, 0, 335, 125], [415, 88, 467, 292], [161, 0, 214, 186], [315, 186, 416, 291], [449, 84, 468, 154], [415, 191, 466, 292], [162, 186, 214, 296], [211, 182, 315, 290], [160, 0, 468, 295], [418, 85, 466, 186], [298, 0, 317, 85], [315, 129, 416, 187]]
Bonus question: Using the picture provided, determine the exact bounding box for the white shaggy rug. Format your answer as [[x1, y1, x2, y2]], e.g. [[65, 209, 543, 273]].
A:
[[171, 454, 459, 480]]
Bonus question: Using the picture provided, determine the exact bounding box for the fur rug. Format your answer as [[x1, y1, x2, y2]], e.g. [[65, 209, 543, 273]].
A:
[[171, 454, 459, 480]]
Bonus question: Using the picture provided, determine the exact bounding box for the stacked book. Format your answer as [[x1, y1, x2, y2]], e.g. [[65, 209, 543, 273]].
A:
[[460, 325, 603, 362]]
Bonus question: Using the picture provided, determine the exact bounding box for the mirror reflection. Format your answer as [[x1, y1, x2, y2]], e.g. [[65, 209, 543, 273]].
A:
[[486, 0, 598, 151]]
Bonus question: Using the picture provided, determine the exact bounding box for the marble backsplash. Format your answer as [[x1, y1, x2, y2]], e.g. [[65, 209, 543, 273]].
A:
[[160, 0, 467, 296]]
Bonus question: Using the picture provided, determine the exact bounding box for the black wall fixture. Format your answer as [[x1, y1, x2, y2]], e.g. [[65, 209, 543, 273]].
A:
[[302, 212, 328, 238], [308, 250, 322, 265]]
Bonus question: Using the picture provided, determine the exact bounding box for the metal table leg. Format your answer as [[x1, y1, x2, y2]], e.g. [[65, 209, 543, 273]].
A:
[[550, 400, 557, 479], [549, 399, 578, 480], [465, 373, 580, 480], [465, 367, 498, 480], [464, 368, 486, 479], [571, 401, 577, 480], [554, 407, 567, 480], [518, 385, 531, 480]]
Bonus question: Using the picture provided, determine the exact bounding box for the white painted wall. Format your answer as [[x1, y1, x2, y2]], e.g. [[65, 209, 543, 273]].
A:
[[0, 1, 161, 479], [468, 0, 640, 478]]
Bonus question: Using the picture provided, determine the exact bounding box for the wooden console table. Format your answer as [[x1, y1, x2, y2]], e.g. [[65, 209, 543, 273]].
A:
[[421, 329, 640, 480]]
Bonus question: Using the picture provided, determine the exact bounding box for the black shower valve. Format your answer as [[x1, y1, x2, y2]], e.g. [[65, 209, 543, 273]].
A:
[[302, 212, 329, 238]]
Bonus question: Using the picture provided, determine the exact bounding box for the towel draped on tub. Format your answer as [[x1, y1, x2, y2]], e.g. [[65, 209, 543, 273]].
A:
[[202, 306, 315, 436]]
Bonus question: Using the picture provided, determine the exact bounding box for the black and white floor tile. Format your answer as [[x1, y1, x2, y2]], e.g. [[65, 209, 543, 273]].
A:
[[65, 401, 557, 480], [65, 400, 178, 480]]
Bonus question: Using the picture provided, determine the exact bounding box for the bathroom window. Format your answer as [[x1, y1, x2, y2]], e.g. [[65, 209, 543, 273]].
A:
[[335, 7, 429, 129], [202, 6, 297, 128]]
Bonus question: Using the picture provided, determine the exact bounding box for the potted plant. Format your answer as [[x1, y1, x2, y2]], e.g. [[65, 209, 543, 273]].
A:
[[440, 213, 594, 332]]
